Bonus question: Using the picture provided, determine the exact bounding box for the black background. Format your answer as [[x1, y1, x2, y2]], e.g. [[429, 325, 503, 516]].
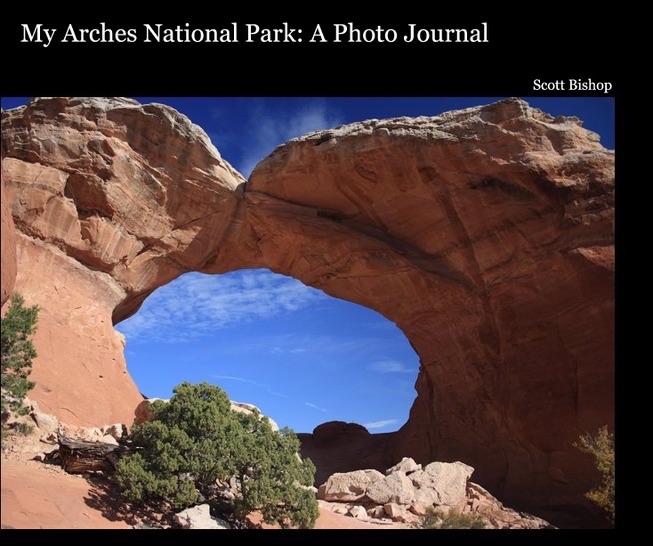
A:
[[1, 9, 618, 97], [0, 5, 624, 542]]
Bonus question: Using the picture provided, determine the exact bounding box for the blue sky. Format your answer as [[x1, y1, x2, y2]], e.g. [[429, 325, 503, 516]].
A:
[[0, 96, 615, 433]]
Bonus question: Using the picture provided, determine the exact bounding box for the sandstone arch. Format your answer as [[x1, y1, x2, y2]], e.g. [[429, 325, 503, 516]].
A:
[[1, 97, 614, 520]]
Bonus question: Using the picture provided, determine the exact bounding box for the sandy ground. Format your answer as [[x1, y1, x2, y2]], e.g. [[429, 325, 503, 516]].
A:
[[1, 458, 128, 529], [1, 440, 400, 530]]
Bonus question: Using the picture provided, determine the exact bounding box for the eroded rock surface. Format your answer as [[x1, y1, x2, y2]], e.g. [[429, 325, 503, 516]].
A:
[[1, 97, 248, 427], [316, 460, 554, 529], [1, 177, 16, 305], [1, 97, 614, 521], [318, 469, 385, 502]]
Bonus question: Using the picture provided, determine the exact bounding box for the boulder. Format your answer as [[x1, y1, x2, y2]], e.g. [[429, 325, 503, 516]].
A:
[[465, 482, 554, 529], [319, 469, 384, 502], [366, 471, 416, 505], [174, 504, 231, 529], [229, 401, 279, 432], [410, 487, 442, 516], [133, 398, 167, 426], [367, 506, 386, 519], [316, 483, 327, 499], [348, 505, 368, 520], [31, 410, 60, 438], [410, 461, 474, 508], [383, 502, 408, 522], [98, 435, 119, 446], [102, 423, 127, 442], [385, 457, 421, 475], [71, 427, 104, 443]]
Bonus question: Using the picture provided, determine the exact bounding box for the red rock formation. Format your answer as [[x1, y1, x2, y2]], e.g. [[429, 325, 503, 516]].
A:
[[246, 101, 614, 518], [1, 97, 614, 522], [1, 175, 17, 306], [1, 97, 247, 426]]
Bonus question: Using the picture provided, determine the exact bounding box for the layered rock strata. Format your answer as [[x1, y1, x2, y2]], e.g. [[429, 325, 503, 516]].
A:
[[1, 97, 614, 520]]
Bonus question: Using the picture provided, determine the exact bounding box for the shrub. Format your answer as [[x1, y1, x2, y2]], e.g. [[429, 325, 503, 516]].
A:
[[574, 425, 615, 523], [115, 382, 319, 529], [422, 507, 486, 529], [1, 293, 39, 422], [12, 421, 35, 436]]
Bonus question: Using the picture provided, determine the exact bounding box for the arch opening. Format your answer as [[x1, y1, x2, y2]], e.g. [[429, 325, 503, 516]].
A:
[[116, 268, 420, 435]]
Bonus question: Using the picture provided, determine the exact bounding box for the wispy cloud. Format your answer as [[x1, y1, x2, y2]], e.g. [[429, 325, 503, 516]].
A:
[[239, 101, 342, 178], [271, 346, 307, 355], [367, 360, 415, 374], [304, 402, 327, 412], [211, 374, 286, 398], [272, 334, 379, 354], [362, 419, 400, 430], [116, 270, 327, 343]]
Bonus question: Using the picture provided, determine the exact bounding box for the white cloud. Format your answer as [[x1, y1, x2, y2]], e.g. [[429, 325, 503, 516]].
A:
[[362, 419, 400, 430], [367, 360, 414, 374], [239, 101, 342, 178], [116, 269, 327, 343], [271, 346, 307, 354], [211, 374, 285, 398], [304, 402, 327, 412], [240, 333, 387, 358]]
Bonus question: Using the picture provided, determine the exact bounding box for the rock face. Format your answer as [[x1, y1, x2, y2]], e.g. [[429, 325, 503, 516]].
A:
[[298, 424, 396, 486], [1, 177, 16, 305], [1, 97, 614, 521], [1, 97, 247, 428]]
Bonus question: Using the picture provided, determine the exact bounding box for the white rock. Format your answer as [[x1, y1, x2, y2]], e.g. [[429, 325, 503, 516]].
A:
[[100, 435, 119, 446], [76, 427, 104, 442], [230, 401, 279, 432], [410, 461, 474, 508], [385, 457, 421, 475], [410, 487, 441, 515], [31, 410, 59, 436], [174, 504, 230, 529], [101, 423, 126, 441], [366, 471, 415, 505], [320, 469, 385, 502], [24, 397, 39, 412], [367, 506, 386, 519], [383, 502, 408, 522], [135, 398, 280, 431], [348, 505, 368, 519]]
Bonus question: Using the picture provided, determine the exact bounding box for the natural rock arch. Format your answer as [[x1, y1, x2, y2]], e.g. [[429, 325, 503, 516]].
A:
[[1, 97, 614, 519]]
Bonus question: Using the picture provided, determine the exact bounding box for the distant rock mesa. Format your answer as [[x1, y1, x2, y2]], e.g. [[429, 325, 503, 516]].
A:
[[1, 97, 614, 522]]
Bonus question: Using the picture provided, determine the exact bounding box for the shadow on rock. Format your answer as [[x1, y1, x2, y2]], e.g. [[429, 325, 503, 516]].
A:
[[82, 473, 173, 528]]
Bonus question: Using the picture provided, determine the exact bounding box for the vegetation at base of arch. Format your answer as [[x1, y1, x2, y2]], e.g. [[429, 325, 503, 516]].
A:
[[114, 382, 319, 529], [1, 293, 39, 424], [574, 425, 615, 524], [421, 507, 486, 529]]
